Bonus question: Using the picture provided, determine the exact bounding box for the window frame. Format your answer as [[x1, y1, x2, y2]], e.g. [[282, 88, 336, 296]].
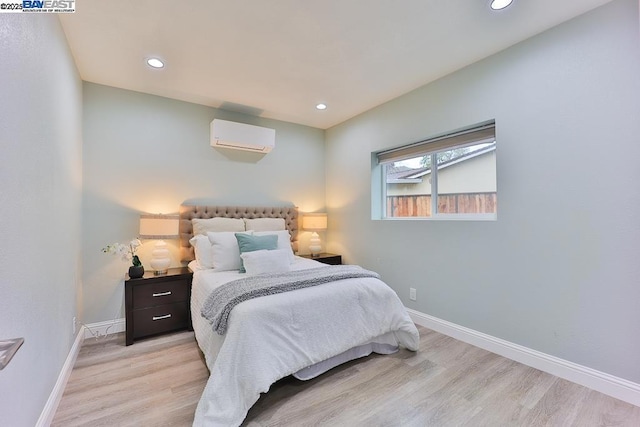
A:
[[375, 121, 497, 221]]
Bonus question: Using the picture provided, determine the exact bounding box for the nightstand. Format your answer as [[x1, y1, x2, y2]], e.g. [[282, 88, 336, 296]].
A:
[[300, 253, 342, 265], [124, 267, 193, 346]]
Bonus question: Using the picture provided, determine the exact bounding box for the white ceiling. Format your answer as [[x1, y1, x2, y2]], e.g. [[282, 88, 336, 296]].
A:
[[59, 0, 612, 129]]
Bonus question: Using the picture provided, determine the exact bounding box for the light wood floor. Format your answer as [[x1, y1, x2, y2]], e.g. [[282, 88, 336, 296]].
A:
[[52, 326, 640, 426]]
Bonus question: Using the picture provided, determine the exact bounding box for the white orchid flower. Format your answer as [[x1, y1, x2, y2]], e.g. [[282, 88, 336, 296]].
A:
[[102, 238, 142, 265]]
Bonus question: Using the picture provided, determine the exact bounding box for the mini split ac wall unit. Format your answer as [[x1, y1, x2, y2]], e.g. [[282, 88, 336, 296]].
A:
[[210, 119, 276, 153]]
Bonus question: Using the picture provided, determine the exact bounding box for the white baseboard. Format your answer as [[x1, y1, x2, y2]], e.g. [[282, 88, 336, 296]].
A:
[[36, 319, 127, 425], [407, 308, 640, 407], [82, 318, 125, 339], [36, 327, 85, 427]]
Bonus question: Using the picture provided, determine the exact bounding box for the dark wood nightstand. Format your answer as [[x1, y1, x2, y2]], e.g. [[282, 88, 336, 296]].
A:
[[300, 253, 342, 265], [124, 267, 193, 346]]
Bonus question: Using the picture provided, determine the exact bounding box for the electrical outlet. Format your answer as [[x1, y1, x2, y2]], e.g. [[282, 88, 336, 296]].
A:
[[409, 288, 417, 301], [72, 316, 77, 334]]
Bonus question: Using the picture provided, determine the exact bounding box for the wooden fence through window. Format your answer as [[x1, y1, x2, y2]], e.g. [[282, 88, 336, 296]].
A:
[[387, 192, 497, 217]]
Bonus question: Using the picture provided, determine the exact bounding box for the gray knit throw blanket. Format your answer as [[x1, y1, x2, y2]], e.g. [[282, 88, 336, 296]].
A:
[[201, 265, 381, 335]]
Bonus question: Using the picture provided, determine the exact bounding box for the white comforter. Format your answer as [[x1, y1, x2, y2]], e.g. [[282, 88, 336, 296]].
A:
[[191, 257, 419, 426]]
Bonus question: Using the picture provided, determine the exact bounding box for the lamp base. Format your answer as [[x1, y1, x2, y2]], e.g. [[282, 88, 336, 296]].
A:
[[150, 240, 171, 275], [308, 232, 322, 257]]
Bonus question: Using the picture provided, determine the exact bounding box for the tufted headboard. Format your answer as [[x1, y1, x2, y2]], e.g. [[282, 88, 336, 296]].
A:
[[179, 205, 299, 263]]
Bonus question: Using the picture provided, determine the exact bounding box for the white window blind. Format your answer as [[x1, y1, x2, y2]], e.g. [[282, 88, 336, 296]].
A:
[[377, 121, 495, 164]]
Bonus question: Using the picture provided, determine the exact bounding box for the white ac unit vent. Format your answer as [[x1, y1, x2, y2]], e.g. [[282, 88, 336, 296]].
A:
[[210, 119, 275, 153]]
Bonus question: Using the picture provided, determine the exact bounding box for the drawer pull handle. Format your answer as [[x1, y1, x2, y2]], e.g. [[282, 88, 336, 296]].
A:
[[152, 314, 172, 321], [152, 291, 172, 297]]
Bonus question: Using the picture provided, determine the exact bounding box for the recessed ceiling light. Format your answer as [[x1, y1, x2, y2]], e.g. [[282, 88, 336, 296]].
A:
[[146, 58, 164, 69], [490, 0, 513, 10], [316, 103, 327, 110]]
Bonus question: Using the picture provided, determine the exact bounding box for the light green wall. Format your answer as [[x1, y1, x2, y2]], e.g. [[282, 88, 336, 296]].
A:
[[0, 15, 82, 426], [3, 4, 638, 423], [82, 83, 326, 324], [326, 0, 640, 383]]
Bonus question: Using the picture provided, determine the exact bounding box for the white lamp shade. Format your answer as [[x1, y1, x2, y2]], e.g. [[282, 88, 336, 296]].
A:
[[302, 213, 327, 231], [139, 214, 179, 239]]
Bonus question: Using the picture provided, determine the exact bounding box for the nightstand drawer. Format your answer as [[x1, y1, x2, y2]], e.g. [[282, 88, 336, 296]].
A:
[[125, 267, 192, 345], [132, 281, 190, 309], [132, 302, 190, 339]]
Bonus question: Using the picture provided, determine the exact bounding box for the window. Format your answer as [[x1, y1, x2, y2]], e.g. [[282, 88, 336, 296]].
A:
[[375, 121, 496, 219]]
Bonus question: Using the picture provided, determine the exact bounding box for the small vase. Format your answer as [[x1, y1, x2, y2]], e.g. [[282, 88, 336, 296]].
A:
[[128, 265, 144, 279]]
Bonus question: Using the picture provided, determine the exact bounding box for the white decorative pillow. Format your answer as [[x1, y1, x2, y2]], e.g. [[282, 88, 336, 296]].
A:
[[253, 230, 295, 264], [241, 249, 291, 275], [192, 217, 245, 236], [207, 231, 253, 271], [244, 217, 286, 232], [189, 235, 214, 269]]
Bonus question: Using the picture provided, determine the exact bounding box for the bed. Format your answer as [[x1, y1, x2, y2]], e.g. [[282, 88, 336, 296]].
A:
[[180, 205, 420, 426]]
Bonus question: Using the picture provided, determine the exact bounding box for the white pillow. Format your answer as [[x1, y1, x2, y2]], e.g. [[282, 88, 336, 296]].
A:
[[241, 249, 291, 275], [189, 235, 214, 269], [192, 217, 245, 236], [244, 217, 286, 232], [207, 231, 253, 271], [253, 230, 295, 264]]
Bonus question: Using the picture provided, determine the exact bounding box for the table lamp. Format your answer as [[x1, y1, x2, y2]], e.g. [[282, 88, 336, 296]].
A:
[[139, 213, 179, 274], [302, 213, 327, 257]]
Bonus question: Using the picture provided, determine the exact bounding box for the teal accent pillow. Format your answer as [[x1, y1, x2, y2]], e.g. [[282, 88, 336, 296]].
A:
[[235, 233, 278, 273]]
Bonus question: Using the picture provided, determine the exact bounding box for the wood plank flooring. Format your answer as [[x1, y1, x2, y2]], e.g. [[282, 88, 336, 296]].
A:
[[52, 326, 640, 426]]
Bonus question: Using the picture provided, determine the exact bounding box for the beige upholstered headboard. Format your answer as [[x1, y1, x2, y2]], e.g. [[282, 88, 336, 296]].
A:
[[179, 205, 299, 262]]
